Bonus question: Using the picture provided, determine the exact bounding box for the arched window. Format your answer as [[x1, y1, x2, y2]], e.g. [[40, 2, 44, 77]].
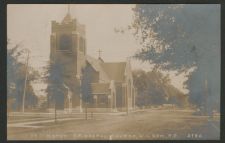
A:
[[59, 34, 72, 51]]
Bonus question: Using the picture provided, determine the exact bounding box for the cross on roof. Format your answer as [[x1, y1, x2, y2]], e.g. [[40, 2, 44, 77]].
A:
[[98, 49, 102, 58]]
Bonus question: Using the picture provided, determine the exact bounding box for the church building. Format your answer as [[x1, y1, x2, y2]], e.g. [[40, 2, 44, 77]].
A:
[[48, 8, 136, 112]]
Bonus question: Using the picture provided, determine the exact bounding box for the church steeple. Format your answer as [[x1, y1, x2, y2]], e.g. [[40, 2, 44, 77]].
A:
[[62, 4, 72, 23], [68, 4, 70, 15]]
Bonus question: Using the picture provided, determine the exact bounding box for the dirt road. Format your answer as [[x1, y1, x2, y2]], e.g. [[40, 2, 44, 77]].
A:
[[7, 109, 220, 140]]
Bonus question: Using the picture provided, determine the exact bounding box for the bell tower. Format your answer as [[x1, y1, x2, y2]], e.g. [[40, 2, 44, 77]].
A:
[[50, 6, 86, 110]]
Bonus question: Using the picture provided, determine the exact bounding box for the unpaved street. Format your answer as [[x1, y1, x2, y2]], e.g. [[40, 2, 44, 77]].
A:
[[7, 109, 220, 140]]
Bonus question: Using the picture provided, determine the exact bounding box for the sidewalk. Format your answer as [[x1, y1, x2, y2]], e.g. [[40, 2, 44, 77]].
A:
[[8, 117, 84, 128]]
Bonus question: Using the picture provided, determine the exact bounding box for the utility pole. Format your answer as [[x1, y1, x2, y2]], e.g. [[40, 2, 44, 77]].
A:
[[204, 72, 209, 116], [126, 87, 129, 115], [55, 101, 57, 123], [85, 102, 88, 120], [22, 50, 30, 113]]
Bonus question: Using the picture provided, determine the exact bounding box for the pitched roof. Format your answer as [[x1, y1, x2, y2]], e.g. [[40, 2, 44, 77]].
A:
[[86, 55, 110, 82], [86, 55, 127, 82], [101, 62, 126, 82]]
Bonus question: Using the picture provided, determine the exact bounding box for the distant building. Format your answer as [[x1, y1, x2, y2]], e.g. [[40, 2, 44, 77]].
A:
[[48, 9, 136, 112]]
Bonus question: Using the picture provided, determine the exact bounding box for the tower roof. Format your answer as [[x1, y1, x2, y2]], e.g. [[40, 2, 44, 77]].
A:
[[62, 13, 72, 23], [62, 5, 72, 23]]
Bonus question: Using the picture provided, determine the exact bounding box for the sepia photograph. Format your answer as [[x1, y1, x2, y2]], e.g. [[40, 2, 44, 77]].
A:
[[6, 4, 220, 140]]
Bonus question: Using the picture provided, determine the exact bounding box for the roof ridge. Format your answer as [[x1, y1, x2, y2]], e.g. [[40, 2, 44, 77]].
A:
[[103, 62, 126, 64]]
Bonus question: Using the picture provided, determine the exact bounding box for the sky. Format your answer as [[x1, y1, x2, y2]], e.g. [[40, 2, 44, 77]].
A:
[[7, 4, 189, 95]]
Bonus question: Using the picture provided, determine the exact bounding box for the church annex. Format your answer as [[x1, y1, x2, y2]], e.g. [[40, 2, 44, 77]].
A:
[[48, 9, 136, 112]]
